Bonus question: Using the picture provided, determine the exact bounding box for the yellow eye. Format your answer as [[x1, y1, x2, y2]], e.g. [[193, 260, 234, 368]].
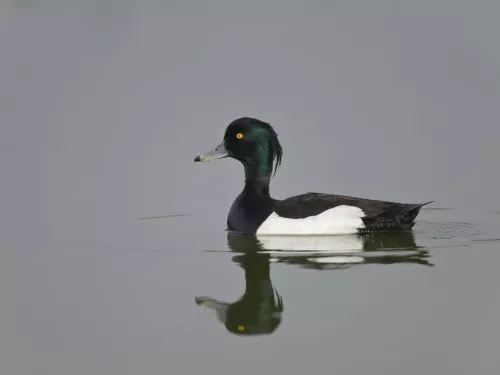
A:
[[237, 325, 245, 332], [236, 133, 244, 139]]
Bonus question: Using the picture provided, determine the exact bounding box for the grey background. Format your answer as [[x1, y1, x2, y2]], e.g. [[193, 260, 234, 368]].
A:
[[2, 1, 500, 374]]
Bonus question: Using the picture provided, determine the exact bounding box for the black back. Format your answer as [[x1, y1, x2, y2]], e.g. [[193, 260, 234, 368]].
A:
[[274, 192, 432, 231]]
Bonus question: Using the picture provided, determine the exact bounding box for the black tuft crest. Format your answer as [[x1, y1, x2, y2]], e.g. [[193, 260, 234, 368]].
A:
[[268, 126, 283, 177]]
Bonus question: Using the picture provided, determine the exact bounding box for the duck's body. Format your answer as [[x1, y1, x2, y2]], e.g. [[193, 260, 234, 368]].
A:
[[228, 185, 431, 235], [195, 117, 432, 235]]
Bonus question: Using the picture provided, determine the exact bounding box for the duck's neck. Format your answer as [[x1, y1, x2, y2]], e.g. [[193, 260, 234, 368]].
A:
[[243, 152, 273, 197], [244, 176, 271, 197]]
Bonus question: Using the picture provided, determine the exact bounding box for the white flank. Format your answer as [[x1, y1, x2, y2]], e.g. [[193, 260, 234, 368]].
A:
[[256, 205, 366, 235]]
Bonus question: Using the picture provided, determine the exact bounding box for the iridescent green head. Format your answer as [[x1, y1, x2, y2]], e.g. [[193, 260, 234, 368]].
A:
[[195, 117, 283, 180]]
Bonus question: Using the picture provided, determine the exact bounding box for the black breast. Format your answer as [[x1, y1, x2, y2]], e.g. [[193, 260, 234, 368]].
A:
[[227, 191, 275, 234]]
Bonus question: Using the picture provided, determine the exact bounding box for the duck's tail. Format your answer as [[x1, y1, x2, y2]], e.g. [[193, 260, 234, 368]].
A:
[[362, 201, 433, 231], [397, 201, 434, 229]]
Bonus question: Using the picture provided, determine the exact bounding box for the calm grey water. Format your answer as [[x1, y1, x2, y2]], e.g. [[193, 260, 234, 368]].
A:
[[3, 2, 500, 374]]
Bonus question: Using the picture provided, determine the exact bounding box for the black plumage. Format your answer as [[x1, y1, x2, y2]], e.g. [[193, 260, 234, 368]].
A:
[[195, 117, 432, 234], [273, 192, 433, 231]]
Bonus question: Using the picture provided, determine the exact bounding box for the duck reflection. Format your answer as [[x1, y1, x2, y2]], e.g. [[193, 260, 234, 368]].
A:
[[235, 231, 432, 269], [195, 252, 283, 336], [195, 231, 431, 336]]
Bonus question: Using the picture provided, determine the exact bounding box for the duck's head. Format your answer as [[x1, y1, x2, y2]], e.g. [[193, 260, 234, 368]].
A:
[[194, 117, 283, 178]]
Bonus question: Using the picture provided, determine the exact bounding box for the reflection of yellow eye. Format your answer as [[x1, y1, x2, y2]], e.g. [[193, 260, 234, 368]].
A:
[[237, 325, 245, 332], [236, 133, 243, 139]]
